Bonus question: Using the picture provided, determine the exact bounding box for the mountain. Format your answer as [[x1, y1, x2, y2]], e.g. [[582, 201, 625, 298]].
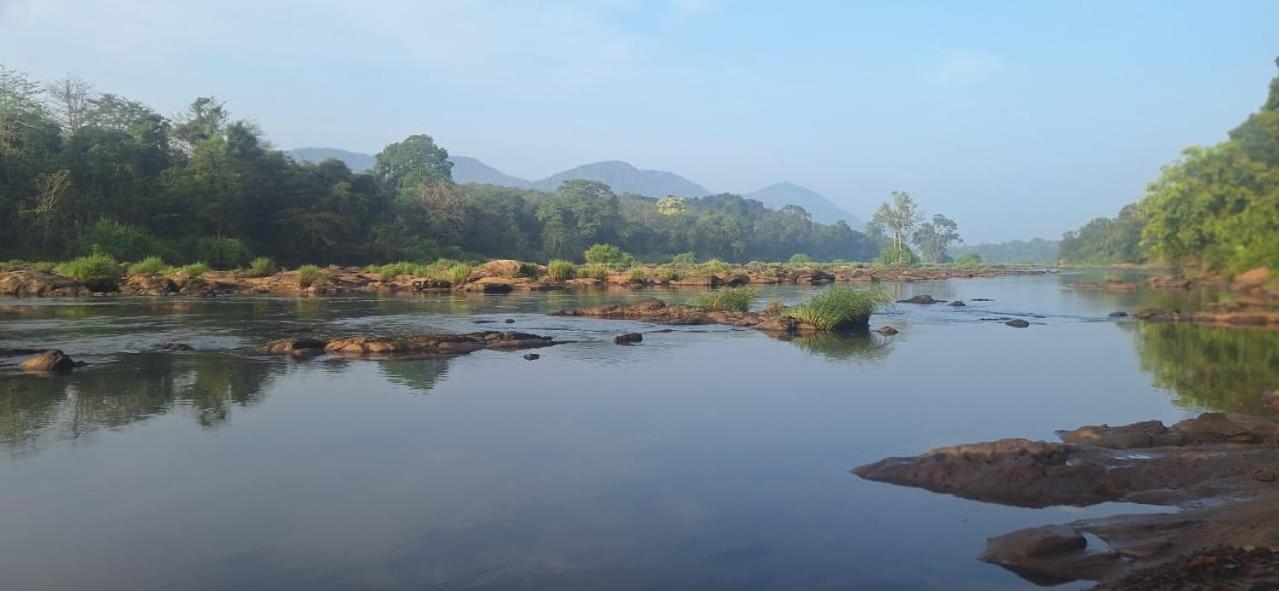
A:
[[745, 182, 864, 228], [951, 239, 1060, 265], [287, 147, 375, 172], [449, 156, 533, 188], [531, 160, 710, 198]]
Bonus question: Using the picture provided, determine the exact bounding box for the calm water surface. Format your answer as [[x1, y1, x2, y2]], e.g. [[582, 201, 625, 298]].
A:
[[2, 273, 1278, 590]]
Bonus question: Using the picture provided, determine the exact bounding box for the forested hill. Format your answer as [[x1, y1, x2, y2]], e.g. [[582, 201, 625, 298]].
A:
[[287, 147, 374, 172], [746, 181, 865, 228], [0, 66, 879, 266], [448, 156, 532, 188], [951, 239, 1059, 265], [527, 160, 709, 197], [1058, 58, 1279, 272]]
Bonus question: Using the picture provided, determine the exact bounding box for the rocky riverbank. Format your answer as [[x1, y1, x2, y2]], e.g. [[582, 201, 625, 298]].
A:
[[854, 412, 1279, 588], [0, 260, 1045, 298], [553, 298, 847, 334]]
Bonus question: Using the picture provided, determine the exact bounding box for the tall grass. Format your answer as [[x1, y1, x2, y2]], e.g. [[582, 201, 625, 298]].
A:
[[296, 264, 325, 288], [442, 263, 473, 286], [784, 287, 891, 330], [176, 262, 210, 277], [686, 287, 757, 312], [55, 253, 125, 291], [547, 259, 576, 281], [247, 256, 279, 277], [373, 261, 429, 281], [576, 263, 609, 281], [126, 256, 170, 276]]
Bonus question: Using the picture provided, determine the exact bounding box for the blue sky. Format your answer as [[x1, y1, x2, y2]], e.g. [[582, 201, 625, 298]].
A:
[[1, 0, 1276, 241]]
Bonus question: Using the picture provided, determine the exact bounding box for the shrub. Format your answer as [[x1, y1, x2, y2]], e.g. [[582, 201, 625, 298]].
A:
[[443, 263, 473, 286], [247, 257, 279, 277], [699, 259, 731, 275], [577, 263, 609, 280], [686, 287, 757, 312], [628, 267, 647, 282], [127, 256, 169, 276], [547, 259, 576, 281], [654, 265, 680, 282], [55, 253, 124, 291], [176, 262, 210, 277], [584, 243, 635, 268], [296, 264, 325, 288], [670, 252, 696, 266], [78, 219, 179, 262], [877, 244, 919, 266], [784, 287, 891, 331], [196, 237, 253, 270], [373, 261, 428, 281], [954, 253, 983, 268], [788, 253, 813, 264]]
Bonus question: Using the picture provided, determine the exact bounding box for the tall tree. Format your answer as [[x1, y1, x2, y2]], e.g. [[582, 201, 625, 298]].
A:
[[912, 214, 961, 263], [870, 191, 922, 264]]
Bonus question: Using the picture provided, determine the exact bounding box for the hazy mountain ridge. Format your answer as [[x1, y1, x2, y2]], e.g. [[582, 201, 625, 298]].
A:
[[449, 156, 533, 188], [287, 147, 375, 172], [951, 238, 1060, 265], [745, 181, 864, 228]]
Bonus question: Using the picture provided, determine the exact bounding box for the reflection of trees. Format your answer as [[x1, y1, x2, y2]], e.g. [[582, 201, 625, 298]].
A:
[[778, 331, 893, 363], [377, 358, 452, 394], [0, 353, 280, 453], [1128, 322, 1279, 415]]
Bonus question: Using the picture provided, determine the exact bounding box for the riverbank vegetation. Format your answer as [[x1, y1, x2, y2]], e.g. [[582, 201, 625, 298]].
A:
[[783, 287, 892, 330], [1060, 58, 1279, 275]]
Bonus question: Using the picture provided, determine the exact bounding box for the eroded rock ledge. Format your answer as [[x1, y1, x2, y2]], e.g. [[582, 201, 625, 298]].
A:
[[853, 413, 1279, 588], [551, 298, 841, 334], [261, 331, 560, 358]]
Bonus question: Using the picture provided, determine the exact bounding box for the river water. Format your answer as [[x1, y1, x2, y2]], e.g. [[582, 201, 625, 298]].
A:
[[2, 273, 1276, 590]]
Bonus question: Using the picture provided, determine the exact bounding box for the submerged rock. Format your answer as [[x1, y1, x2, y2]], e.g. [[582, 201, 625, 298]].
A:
[[260, 337, 328, 356], [1108, 311, 1129, 318], [19, 350, 76, 373], [614, 333, 643, 345], [158, 342, 194, 351], [948, 300, 966, 307], [1006, 319, 1030, 328], [898, 294, 944, 304], [522, 353, 540, 360], [875, 326, 900, 335]]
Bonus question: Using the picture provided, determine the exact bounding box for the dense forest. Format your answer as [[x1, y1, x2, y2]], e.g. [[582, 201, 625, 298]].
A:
[[1059, 59, 1279, 272], [0, 66, 881, 267]]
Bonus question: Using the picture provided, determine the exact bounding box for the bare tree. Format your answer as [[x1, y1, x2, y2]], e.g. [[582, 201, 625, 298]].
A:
[[44, 76, 95, 133]]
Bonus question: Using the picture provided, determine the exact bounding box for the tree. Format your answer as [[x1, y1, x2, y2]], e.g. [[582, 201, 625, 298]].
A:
[[870, 191, 922, 264], [44, 77, 94, 134], [372, 134, 453, 195], [912, 214, 961, 263], [656, 196, 686, 216]]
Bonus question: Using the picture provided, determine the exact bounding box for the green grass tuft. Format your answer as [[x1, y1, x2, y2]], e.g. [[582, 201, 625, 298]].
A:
[[127, 256, 170, 276], [175, 262, 210, 277], [547, 259, 576, 281], [442, 263, 473, 286], [296, 264, 325, 288], [784, 287, 891, 330], [686, 287, 757, 312], [56, 253, 125, 291], [576, 263, 609, 280], [247, 256, 279, 277]]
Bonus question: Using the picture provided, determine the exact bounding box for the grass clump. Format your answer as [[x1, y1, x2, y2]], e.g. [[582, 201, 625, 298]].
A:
[[296, 264, 326, 288], [628, 267, 647, 282], [176, 262, 210, 277], [247, 257, 279, 277], [442, 263, 473, 286], [127, 256, 170, 276], [374, 261, 428, 281], [783, 287, 891, 331], [686, 287, 757, 312], [547, 259, 576, 281], [698, 259, 731, 275], [55, 253, 125, 291], [577, 263, 609, 281], [654, 265, 681, 282]]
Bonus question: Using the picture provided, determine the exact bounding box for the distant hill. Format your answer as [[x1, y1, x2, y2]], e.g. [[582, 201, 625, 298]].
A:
[[746, 181, 864, 228], [530, 160, 710, 198], [287, 147, 375, 172], [449, 156, 532, 188], [951, 238, 1060, 265]]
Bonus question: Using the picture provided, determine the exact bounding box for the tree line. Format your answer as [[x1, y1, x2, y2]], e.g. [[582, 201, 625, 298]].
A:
[[1059, 58, 1279, 273]]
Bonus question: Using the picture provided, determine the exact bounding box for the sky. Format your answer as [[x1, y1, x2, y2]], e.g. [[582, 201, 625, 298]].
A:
[[1, 0, 1276, 242]]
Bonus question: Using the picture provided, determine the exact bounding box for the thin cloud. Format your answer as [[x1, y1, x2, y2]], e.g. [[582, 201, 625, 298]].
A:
[[926, 50, 1002, 86]]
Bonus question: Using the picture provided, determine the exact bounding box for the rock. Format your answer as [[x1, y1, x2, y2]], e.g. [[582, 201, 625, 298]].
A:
[[324, 331, 556, 356], [971, 298, 995, 302], [1265, 391, 1279, 412], [898, 294, 944, 304], [19, 350, 76, 373], [982, 525, 1087, 561], [1056, 420, 1181, 449], [1232, 266, 1271, 290], [1108, 311, 1129, 318], [614, 333, 644, 345], [565, 277, 603, 288], [504, 318, 515, 324], [1006, 319, 1031, 328], [260, 337, 329, 356], [670, 275, 721, 287], [523, 353, 540, 361], [0, 270, 90, 297], [477, 259, 530, 278], [875, 326, 900, 336], [460, 276, 518, 293], [158, 342, 194, 351], [411, 278, 450, 291], [948, 300, 966, 307], [120, 274, 177, 296]]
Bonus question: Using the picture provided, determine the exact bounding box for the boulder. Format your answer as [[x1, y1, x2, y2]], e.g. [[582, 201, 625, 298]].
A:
[[0, 270, 89, 297], [477, 259, 529, 278], [158, 342, 194, 351], [875, 326, 900, 336], [1006, 319, 1031, 328], [1232, 266, 1271, 290], [670, 275, 721, 287], [260, 337, 329, 356], [1108, 311, 1129, 318], [121, 274, 177, 296], [898, 294, 944, 304], [460, 276, 518, 293], [614, 333, 644, 345], [523, 353, 540, 361], [948, 300, 966, 307], [19, 350, 76, 373]]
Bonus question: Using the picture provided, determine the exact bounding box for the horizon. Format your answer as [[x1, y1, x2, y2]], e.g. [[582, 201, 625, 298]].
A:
[[3, 0, 1277, 242]]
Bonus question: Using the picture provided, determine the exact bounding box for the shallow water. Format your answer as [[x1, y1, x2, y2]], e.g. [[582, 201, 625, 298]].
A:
[[1, 274, 1277, 590]]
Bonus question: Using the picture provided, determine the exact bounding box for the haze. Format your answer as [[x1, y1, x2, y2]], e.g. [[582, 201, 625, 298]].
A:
[[3, 0, 1275, 242]]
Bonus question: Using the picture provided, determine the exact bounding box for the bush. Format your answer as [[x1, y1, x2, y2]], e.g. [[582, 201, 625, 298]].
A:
[[628, 267, 647, 282], [954, 253, 983, 268], [699, 259, 731, 275], [547, 259, 576, 281], [296, 264, 325, 288], [176, 262, 210, 277], [788, 253, 813, 264], [55, 253, 124, 291], [654, 265, 680, 282], [687, 287, 757, 312], [247, 257, 279, 277], [127, 256, 169, 276], [784, 287, 891, 331], [373, 261, 430, 281], [877, 244, 919, 266], [78, 219, 179, 262], [584, 243, 635, 268], [576, 263, 609, 280], [670, 252, 696, 266], [442, 263, 473, 286], [196, 237, 252, 270]]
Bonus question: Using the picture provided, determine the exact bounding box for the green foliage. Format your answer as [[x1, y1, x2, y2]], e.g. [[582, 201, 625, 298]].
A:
[[699, 259, 731, 275], [373, 261, 429, 281], [784, 287, 891, 331], [788, 253, 812, 264], [877, 244, 919, 266], [247, 256, 278, 277], [442, 263, 473, 286], [1130, 321, 1279, 415], [576, 263, 609, 280], [78, 219, 177, 262], [196, 237, 252, 270], [953, 253, 983, 268], [654, 265, 681, 282], [1059, 204, 1144, 265], [870, 191, 922, 264], [583, 243, 635, 267], [670, 252, 697, 266], [176, 262, 210, 277], [686, 287, 757, 312], [55, 253, 124, 291], [296, 264, 325, 288], [628, 267, 647, 282], [126, 256, 169, 276], [912, 214, 961, 263], [546, 259, 576, 281], [952, 239, 1059, 265]]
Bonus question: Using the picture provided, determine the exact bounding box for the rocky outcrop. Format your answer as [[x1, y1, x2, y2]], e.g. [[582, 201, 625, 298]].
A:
[[261, 331, 559, 359], [120, 274, 177, 296], [0, 270, 90, 297], [552, 298, 844, 334], [19, 350, 76, 373], [854, 413, 1279, 587], [898, 294, 943, 304], [1136, 303, 1279, 328]]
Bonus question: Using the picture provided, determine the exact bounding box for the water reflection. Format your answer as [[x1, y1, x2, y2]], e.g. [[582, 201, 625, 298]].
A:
[[377, 358, 453, 393], [1126, 322, 1279, 415], [778, 331, 893, 363]]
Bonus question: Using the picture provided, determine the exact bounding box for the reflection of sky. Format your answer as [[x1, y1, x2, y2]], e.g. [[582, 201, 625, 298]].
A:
[[0, 275, 1241, 589]]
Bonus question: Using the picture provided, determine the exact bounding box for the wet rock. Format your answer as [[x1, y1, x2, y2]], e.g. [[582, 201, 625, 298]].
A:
[[411, 278, 450, 291], [0, 270, 90, 297], [1108, 311, 1129, 318], [948, 300, 966, 307], [260, 337, 329, 356], [120, 274, 177, 296], [19, 350, 76, 373], [504, 318, 516, 324], [898, 294, 944, 304], [472, 319, 496, 324], [522, 353, 540, 361], [971, 298, 995, 302], [670, 275, 721, 287], [982, 525, 1087, 560], [322, 332, 556, 356], [614, 333, 644, 345], [460, 276, 517, 293], [158, 342, 194, 351], [1006, 319, 1031, 328], [875, 326, 900, 336], [1056, 420, 1181, 449], [554, 298, 832, 334]]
